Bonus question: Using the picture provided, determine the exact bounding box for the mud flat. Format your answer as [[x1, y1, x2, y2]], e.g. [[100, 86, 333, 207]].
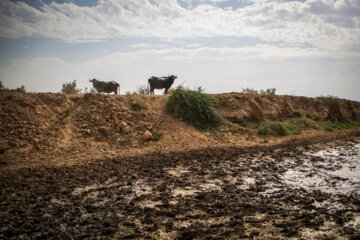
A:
[[1, 137, 360, 239]]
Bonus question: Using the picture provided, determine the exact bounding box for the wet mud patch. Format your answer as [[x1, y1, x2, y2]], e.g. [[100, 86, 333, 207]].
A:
[[1, 138, 360, 239]]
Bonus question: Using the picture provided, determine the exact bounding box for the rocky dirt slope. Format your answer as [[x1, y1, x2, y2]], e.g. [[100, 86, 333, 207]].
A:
[[1, 89, 359, 169]]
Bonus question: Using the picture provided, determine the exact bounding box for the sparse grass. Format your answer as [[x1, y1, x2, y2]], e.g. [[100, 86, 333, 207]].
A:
[[165, 86, 224, 131], [130, 98, 147, 111], [241, 87, 276, 95], [320, 120, 360, 131], [257, 121, 300, 136], [292, 117, 317, 129], [126, 85, 150, 95], [316, 94, 339, 99]]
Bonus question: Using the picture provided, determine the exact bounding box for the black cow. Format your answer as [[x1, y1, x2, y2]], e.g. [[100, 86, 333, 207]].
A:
[[148, 75, 177, 95], [89, 79, 120, 95]]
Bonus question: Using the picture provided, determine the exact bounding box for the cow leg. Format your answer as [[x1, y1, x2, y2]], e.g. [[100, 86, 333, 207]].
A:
[[164, 88, 168, 94]]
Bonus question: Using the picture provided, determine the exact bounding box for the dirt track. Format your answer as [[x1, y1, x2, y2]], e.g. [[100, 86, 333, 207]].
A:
[[1, 138, 359, 239]]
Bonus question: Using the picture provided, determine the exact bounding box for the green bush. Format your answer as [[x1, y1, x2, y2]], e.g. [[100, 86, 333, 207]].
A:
[[292, 117, 316, 129], [165, 86, 224, 131], [257, 121, 299, 136]]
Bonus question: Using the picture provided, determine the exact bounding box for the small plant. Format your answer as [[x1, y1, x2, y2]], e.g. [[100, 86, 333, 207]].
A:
[[135, 85, 150, 95], [130, 98, 147, 111], [150, 134, 162, 142], [293, 111, 303, 118], [127, 85, 150, 95], [241, 87, 276, 95], [241, 87, 259, 94], [260, 88, 276, 95], [166, 86, 224, 131], [349, 105, 360, 121], [61, 80, 81, 94]]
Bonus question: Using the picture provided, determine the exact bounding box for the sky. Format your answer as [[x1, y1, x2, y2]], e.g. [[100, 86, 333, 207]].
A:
[[0, 0, 359, 100]]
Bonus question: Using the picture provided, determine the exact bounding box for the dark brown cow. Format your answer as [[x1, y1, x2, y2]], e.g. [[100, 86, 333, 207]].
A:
[[148, 75, 177, 95], [89, 79, 120, 95]]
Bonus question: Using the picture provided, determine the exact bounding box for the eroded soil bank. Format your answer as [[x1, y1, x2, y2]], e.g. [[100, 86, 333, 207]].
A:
[[1, 137, 359, 239], [1, 90, 360, 170]]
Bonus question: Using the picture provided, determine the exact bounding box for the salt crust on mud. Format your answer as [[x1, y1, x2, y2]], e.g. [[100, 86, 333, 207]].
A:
[[282, 142, 360, 195]]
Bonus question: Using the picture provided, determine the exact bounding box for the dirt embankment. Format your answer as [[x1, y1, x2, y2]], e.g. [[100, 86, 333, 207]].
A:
[[1, 90, 360, 169]]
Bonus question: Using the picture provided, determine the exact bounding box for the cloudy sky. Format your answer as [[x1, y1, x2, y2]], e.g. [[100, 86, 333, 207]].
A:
[[0, 0, 359, 99]]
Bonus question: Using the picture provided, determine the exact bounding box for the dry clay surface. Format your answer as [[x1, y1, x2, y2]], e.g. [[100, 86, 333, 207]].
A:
[[1, 90, 360, 169]]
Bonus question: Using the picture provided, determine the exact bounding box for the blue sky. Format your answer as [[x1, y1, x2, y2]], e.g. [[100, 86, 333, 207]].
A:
[[0, 0, 359, 100]]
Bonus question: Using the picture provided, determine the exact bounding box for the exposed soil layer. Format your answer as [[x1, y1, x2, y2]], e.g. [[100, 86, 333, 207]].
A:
[[1, 90, 360, 170], [1, 138, 359, 239]]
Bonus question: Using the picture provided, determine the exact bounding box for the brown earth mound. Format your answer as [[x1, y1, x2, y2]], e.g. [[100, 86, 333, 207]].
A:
[[0, 90, 359, 170]]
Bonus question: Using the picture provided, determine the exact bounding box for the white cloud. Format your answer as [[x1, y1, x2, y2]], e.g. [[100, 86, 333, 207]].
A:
[[131, 43, 152, 48], [0, 0, 359, 52]]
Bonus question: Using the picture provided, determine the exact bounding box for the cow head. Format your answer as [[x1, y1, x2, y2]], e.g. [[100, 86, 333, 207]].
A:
[[169, 75, 177, 81], [89, 78, 98, 83]]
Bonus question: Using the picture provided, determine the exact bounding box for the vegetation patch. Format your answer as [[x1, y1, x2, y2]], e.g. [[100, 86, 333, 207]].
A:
[[150, 134, 162, 142], [321, 120, 360, 131], [165, 86, 224, 131], [257, 121, 300, 136], [292, 117, 317, 130], [316, 94, 339, 99], [126, 85, 150, 95], [241, 87, 276, 95], [130, 98, 148, 111], [257, 116, 360, 136]]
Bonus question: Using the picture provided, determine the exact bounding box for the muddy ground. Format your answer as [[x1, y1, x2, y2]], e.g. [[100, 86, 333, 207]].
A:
[[1, 138, 359, 239]]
